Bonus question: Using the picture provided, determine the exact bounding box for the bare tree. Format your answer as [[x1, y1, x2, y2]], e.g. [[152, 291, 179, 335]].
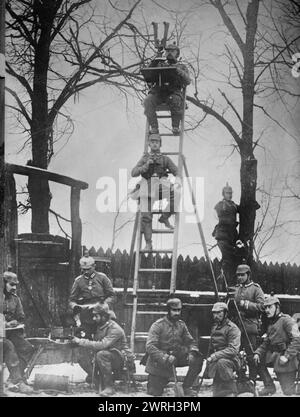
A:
[[183, 0, 300, 261], [5, 0, 144, 234]]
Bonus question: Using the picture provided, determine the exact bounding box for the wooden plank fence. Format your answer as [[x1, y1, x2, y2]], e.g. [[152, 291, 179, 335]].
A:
[[85, 246, 300, 295]]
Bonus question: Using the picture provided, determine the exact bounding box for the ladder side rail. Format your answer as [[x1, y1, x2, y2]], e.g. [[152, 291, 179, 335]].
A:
[[170, 88, 186, 293], [130, 210, 142, 350]]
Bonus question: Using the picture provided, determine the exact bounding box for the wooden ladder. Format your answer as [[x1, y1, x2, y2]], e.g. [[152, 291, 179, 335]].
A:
[[129, 89, 219, 352]]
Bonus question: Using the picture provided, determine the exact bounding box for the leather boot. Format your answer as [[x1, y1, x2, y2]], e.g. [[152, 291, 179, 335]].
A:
[[158, 216, 174, 230], [258, 384, 276, 396], [99, 373, 115, 397]]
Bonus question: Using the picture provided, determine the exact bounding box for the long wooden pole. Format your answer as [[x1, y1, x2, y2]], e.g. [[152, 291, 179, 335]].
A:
[[182, 157, 219, 301]]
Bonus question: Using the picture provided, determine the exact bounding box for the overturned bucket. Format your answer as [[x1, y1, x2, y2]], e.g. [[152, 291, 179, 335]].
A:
[[34, 374, 69, 392]]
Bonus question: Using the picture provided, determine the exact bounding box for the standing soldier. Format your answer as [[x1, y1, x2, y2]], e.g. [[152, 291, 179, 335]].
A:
[[145, 297, 203, 397], [232, 264, 275, 394], [69, 255, 115, 384], [143, 43, 191, 135], [254, 296, 300, 396], [3, 270, 34, 394], [131, 133, 181, 251], [206, 302, 241, 397], [71, 302, 132, 397], [213, 183, 240, 283]]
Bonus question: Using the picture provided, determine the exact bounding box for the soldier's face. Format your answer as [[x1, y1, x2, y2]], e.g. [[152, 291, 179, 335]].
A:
[[213, 310, 225, 324], [165, 49, 177, 62], [236, 272, 248, 285], [6, 282, 17, 294], [223, 191, 232, 201], [93, 313, 107, 325], [149, 140, 160, 152], [82, 267, 94, 276], [265, 304, 277, 318], [169, 307, 181, 321]]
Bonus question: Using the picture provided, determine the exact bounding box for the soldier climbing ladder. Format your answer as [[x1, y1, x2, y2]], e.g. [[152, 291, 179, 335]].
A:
[[128, 23, 219, 352]]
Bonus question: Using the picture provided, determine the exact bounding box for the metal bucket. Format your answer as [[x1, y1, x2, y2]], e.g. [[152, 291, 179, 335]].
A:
[[34, 373, 69, 392]]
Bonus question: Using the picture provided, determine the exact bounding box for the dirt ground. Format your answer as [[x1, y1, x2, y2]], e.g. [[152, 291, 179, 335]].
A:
[[3, 362, 299, 398]]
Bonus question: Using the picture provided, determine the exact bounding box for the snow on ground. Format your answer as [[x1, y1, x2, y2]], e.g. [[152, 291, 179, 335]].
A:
[[3, 361, 298, 397]]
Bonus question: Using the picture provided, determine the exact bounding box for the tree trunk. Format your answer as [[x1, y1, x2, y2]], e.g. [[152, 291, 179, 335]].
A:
[[29, 2, 57, 233], [238, 0, 260, 261]]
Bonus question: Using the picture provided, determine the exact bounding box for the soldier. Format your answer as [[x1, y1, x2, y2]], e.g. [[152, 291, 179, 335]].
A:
[[213, 184, 243, 283], [131, 133, 181, 251], [206, 302, 241, 397], [143, 43, 191, 135], [254, 296, 300, 396], [69, 255, 115, 384], [3, 271, 34, 394], [145, 297, 203, 397], [71, 302, 133, 397], [232, 264, 275, 393]]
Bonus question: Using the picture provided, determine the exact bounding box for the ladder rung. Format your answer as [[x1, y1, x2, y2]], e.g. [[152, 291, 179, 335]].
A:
[[139, 268, 172, 273], [161, 152, 180, 156], [137, 311, 165, 315], [160, 133, 176, 137], [134, 332, 148, 340], [156, 105, 169, 111], [152, 229, 174, 234], [157, 115, 171, 119], [140, 249, 173, 253]]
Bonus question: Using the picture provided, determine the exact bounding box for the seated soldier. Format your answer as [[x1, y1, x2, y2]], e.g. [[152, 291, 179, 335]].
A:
[[3, 270, 34, 394], [143, 43, 191, 135], [145, 297, 203, 397], [254, 296, 300, 396], [131, 132, 181, 251], [206, 302, 241, 397], [69, 255, 115, 337], [71, 302, 133, 397]]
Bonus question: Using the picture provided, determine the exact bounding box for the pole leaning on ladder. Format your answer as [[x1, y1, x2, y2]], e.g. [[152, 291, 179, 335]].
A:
[[182, 156, 219, 301]]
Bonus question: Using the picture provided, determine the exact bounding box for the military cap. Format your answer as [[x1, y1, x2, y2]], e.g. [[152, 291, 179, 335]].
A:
[[3, 271, 19, 284], [264, 296, 280, 306], [165, 43, 180, 56], [236, 264, 251, 274], [166, 298, 182, 309], [79, 256, 95, 270], [92, 302, 110, 316], [212, 302, 228, 312], [222, 182, 233, 194], [148, 133, 161, 142]]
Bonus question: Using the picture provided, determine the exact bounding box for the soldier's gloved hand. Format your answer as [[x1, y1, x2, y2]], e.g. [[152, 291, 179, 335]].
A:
[[239, 300, 245, 308], [206, 355, 216, 364], [279, 355, 289, 365], [188, 352, 196, 364], [253, 354, 260, 365], [146, 158, 154, 166], [166, 354, 177, 367]]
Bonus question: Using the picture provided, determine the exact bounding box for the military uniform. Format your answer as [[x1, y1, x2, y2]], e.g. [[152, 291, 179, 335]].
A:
[[3, 292, 34, 379], [213, 199, 239, 282], [233, 281, 274, 387], [69, 271, 115, 337], [255, 313, 300, 395], [143, 59, 191, 131], [131, 152, 180, 247], [76, 319, 131, 390], [207, 318, 241, 396], [145, 316, 203, 396]]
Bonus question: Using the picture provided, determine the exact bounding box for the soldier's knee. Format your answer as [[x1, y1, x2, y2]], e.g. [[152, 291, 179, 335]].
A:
[[144, 94, 156, 111], [96, 350, 111, 361], [142, 213, 152, 223]]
